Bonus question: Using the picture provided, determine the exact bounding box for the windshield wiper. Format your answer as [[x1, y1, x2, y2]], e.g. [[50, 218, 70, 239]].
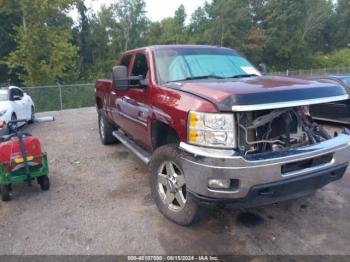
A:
[[165, 74, 257, 84], [166, 75, 225, 83], [185, 75, 225, 80], [229, 74, 259, 79]]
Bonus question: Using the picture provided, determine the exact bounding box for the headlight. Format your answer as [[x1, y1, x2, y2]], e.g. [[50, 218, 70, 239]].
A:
[[0, 110, 7, 117], [188, 111, 236, 148]]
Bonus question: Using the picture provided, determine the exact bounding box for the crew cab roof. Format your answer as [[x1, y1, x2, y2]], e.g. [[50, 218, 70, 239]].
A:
[[123, 44, 237, 54]]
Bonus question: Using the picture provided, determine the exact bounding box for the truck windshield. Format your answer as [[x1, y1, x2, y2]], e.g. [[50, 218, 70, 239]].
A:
[[154, 47, 261, 84], [0, 90, 8, 101]]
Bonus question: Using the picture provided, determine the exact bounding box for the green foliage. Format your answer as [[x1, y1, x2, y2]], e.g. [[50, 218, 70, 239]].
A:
[[72, 0, 148, 81], [145, 5, 188, 45], [79, 5, 119, 80], [187, 7, 209, 44], [1, 0, 350, 88], [0, 10, 20, 84], [1, 0, 79, 85], [205, 0, 252, 48], [314, 49, 350, 67], [113, 0, 149, 51], [260, 0, 336, 70], [263, 0, 309, 69], [331, 0, 350, 49], [74, 0, 92, 80]]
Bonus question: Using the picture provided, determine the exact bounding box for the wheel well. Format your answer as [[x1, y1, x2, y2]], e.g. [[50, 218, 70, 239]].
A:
[[96, 97, 103, 110], [151, 121, 180, 150]]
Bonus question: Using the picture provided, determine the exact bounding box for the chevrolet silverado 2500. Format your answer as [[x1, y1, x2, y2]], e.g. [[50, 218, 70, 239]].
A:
[[95, 45, 350, 225]]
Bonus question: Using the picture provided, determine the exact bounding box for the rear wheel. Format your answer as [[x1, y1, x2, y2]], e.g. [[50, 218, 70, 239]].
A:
[[38, 175, 50, 191], [1, 184, 11, 201], [98, 110, 119, 145], [149, 144, 199, 226]]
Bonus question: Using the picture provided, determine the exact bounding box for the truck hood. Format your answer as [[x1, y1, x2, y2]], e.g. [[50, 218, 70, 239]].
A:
[[166, 76, 349, 111]]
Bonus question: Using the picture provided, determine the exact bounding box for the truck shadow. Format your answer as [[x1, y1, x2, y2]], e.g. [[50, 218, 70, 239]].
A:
[[155, 195, 317, 254]]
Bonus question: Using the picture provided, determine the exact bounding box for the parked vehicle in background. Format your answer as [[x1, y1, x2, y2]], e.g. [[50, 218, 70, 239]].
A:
[[95, 45, 350, 225], [0, 119, 50, 201], [0, 86, 35, 127], [310, 76, 350, 125]]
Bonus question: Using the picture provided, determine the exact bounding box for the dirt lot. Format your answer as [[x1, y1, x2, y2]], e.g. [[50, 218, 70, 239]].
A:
[[0, 107, 350, 255]]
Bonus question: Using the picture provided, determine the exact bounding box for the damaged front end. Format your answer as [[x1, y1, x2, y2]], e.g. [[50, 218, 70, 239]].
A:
[[237, 106, 332, 155], [175, 63, 350, 205]]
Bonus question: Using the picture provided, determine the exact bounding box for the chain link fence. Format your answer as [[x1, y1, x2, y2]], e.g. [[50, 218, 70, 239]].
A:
[[23, 83, 95, 113], [272, 66, 350, 77], [1, 65, 350, 113]]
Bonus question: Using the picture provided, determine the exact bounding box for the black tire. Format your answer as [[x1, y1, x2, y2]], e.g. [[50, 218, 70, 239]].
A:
[[149, 144, 199, 226], [8, 113, 17, 132], [98, 110, 119, 145], [29, 106, 35, 124], [11, 113, 16, 121], [38, 175, 50, 191], [1, 184, 11, 201]]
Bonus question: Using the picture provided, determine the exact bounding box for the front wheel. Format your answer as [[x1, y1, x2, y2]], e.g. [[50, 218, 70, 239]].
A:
[[149, 144, 199, 226], [1, 184, 11, 201]]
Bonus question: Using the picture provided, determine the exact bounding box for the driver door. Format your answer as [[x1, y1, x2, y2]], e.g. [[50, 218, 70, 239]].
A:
[[112, 52, 151, 148]]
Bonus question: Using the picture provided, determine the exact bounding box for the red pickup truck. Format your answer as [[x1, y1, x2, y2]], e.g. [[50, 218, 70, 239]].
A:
[[95, 45, 350, 225]]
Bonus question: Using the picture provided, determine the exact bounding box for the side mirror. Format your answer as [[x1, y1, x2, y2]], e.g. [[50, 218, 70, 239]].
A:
[[258, 63, 268, 75], [112, 65, 147, 90], [112, 65, 128, 90]]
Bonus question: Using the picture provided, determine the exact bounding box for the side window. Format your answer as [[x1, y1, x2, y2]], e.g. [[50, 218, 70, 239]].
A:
[[17, 89, 24, 97], [120, 54, 132, 69], [10, 88, 23, 99], [131, 53, 148, 79]]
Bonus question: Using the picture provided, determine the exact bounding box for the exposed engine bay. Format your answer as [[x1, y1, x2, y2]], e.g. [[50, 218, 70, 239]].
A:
[[237, 106, 332, 155]]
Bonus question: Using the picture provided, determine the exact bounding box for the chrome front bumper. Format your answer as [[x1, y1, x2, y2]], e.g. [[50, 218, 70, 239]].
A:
[[179, 133, 350, 199]]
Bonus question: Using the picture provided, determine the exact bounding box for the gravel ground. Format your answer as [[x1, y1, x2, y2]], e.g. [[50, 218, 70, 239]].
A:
[[0, 107, 350, 255]]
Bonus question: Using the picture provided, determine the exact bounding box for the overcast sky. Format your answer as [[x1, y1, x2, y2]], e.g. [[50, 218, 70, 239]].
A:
[[70, 0, 209, 22]]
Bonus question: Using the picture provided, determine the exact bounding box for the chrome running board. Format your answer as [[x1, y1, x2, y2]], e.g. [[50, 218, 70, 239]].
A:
[[112, 130, 151, 164]]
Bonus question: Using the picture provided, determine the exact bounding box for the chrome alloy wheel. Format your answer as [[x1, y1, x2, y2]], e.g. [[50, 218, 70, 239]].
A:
[[157, 161, 187, 211]]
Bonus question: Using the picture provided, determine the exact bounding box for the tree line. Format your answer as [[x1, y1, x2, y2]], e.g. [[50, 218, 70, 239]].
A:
[[0, 0, 350, 86]]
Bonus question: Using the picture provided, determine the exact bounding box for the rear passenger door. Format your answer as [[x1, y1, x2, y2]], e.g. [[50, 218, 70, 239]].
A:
[[112, 52, 151, 148]]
